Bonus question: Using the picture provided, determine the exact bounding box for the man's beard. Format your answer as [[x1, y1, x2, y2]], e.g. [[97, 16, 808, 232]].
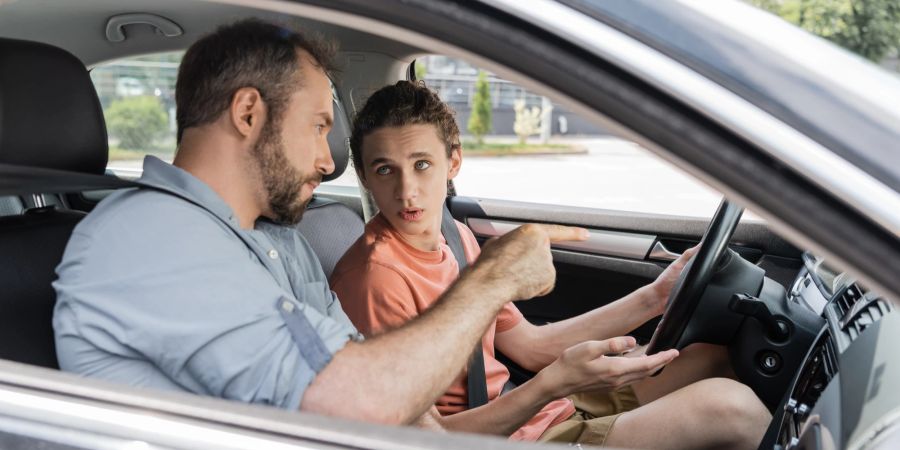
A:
[[252, 119, 320, 225]]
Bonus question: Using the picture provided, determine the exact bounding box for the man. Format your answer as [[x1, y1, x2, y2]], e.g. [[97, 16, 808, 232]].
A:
[[52, 19, 676, 426], [332, 81, 771, 448]]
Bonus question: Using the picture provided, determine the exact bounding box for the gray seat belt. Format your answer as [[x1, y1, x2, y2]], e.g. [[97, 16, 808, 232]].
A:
[[440, 201, 489, 409]]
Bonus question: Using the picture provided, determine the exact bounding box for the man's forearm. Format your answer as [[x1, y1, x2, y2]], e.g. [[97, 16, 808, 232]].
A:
[[413, 407, 447, 432], [301, 266, 514, 424]]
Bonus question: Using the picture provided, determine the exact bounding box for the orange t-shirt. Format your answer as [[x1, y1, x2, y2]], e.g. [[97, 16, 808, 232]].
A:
[[331, 214, 574, 441]]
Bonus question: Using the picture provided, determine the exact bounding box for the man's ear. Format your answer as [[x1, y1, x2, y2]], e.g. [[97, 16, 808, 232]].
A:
[[230, 87, 264, 139], [448, 146, 463, 180]]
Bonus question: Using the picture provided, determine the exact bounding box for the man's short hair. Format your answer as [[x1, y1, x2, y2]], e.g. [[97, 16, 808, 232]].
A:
[[175, 18, 337, 142], [350, 81, 461, 177]]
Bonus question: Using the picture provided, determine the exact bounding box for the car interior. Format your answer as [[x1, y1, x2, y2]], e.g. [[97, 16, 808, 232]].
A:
[[0, 1, 897, 449]]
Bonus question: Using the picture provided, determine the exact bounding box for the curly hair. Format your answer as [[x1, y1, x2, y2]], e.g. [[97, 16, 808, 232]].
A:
[[350, 80, 460, 177]]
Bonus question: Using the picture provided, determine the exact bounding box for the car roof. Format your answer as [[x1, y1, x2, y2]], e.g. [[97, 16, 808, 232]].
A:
[[0, 0, 423, 66]]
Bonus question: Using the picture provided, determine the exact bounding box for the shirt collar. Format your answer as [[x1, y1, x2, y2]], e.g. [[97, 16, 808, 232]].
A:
[[138, 155, 239, 226]]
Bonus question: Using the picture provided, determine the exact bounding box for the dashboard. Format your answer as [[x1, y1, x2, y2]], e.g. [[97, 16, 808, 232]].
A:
[[772, 254, 897, 450]]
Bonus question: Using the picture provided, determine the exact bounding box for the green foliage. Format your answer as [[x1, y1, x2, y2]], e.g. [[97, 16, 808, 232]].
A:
[[750, 0, 900, 62], [414, 60, 427, 80], [105, 96, 168, 150], [467, 70, 492, 145]]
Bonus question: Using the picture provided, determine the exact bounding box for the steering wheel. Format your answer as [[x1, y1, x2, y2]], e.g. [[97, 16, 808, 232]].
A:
[[645, 199, 744, 355]]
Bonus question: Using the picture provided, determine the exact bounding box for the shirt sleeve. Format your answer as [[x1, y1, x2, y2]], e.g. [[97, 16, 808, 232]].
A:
[[332, 263, 420, 336], [53, 196, 326, 411], [496, 302, 525, 333]]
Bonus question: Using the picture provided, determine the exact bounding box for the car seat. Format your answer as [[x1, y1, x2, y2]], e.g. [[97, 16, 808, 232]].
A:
[[0, 38, 107, 368]]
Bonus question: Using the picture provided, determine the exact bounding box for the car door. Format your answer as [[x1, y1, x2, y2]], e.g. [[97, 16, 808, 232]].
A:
[[447, 196, 803, 337]]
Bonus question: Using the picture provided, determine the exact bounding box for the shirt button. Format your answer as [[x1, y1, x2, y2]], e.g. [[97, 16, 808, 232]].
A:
[[281, 301, 295, 313], [268, 249, 279, 259]]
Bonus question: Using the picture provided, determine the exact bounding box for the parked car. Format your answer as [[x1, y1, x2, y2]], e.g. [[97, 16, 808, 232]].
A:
[[0, 0, 898, 449]]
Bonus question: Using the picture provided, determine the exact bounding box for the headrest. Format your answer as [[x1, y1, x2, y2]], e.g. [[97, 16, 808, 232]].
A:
[[0, 38, 108, 174], [324, 98, 350, 182]]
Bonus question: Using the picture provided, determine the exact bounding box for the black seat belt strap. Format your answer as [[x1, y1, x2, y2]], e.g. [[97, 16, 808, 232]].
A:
[[440, 201, 489, 409]]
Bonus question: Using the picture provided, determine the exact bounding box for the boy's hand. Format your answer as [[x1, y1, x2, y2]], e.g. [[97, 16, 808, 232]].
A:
[[647, 245, 699, 316], [538, 337, 678, 398]]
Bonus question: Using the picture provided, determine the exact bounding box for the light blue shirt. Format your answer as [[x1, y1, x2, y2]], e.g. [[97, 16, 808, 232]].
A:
[[53, 156, 360, 410]]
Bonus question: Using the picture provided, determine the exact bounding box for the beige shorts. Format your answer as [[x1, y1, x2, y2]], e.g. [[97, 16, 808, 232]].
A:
[[538, 386, 640, 446]]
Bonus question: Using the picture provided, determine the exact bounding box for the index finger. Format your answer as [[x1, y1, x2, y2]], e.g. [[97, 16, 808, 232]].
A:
[[534, 224, 590, 243]]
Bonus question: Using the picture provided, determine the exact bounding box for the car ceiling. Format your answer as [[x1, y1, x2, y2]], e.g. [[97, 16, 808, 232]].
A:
[[0, 0, 423, 66]]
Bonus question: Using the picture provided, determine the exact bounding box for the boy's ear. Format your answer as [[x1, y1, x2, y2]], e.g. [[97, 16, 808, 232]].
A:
[[448, 146, 462, 180]]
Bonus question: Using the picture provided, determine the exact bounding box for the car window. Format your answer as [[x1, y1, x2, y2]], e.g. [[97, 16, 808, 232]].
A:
[[92, 52, 360, 188], [414, 55, 726, 218], [90, 52, 181, 175]]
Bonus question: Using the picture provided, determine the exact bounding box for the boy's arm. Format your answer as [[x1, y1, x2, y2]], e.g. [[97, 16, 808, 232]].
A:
[[495, 247, 698, 371], [434, 372, 559, 436], [438, 337, 679, 436]]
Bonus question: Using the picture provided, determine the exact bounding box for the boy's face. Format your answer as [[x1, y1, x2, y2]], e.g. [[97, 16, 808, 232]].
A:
[[359, 124, 461, 250]]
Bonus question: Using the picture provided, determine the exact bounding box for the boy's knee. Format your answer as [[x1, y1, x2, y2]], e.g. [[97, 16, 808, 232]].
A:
[[692, 378, 770, 443]]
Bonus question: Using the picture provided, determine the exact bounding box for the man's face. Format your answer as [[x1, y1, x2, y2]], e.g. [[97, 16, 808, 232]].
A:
[[360, 124, 461, 249], [253, 51, 334, 224]]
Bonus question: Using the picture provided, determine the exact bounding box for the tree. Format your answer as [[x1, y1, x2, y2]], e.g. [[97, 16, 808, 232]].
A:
[[749, 0, 900, 62], [513, 99, 542, 145], [414, 60, 427, 80], [467, 70, 492, 145], [105, 96, 168, 150]]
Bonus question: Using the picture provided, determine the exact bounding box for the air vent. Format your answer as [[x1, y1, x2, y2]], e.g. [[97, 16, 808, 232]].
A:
[[836, 284, 892, 343], [834, 283, 863, 317]]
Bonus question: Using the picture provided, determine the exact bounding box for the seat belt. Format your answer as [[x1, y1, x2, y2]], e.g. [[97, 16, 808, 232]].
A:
[[0, 163, 141, 195], [440, 201, 489, 409]]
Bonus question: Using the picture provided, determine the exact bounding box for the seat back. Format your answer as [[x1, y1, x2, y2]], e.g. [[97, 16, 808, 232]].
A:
[[0, 38, 108, 368], [295, 97, 364, 278], [0, 211, 85, 368], [296, 198, 364, 278]]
